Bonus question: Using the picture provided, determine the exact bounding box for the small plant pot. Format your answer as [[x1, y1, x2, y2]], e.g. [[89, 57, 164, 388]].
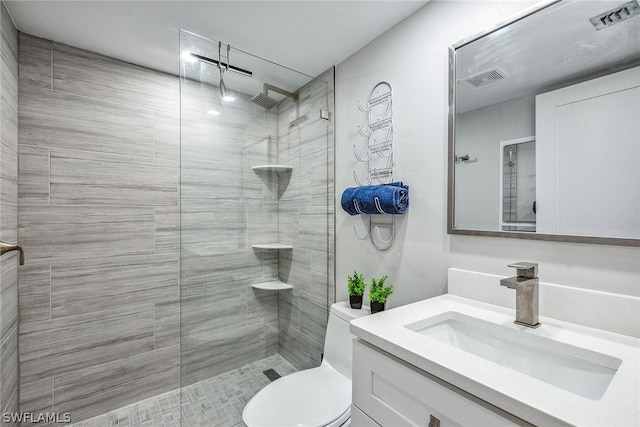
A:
[[349, 295, 363, 309], [370, 301, 385, 313]]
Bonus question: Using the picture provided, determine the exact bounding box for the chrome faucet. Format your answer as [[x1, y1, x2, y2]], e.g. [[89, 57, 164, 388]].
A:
[[500, 262, 540, 328]]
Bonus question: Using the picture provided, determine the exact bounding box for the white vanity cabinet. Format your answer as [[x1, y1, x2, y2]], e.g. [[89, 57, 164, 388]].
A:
[[352, 339, 531, 427]]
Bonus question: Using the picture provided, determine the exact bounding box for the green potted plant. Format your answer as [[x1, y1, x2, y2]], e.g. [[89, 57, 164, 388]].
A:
[[368, 275, 394, 313], [347, 270, 366, 309]]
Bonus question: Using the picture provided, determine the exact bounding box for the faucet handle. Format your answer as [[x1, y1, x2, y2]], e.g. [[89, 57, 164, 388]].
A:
[[507, 262, 538, 279]]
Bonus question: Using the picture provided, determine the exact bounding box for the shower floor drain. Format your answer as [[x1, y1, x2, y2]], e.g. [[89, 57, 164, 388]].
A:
[[263, 368, 281, 382]]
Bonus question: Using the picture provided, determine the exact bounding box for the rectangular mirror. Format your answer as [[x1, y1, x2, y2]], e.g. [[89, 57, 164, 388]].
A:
[[448, 0, 640, 246]]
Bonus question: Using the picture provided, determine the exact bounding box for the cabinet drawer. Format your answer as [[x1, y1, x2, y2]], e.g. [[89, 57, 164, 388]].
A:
[[353, 339, 529, 427]]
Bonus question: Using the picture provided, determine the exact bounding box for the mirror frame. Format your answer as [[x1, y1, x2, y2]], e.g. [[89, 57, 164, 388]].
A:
[[447, 0, 640, 247]]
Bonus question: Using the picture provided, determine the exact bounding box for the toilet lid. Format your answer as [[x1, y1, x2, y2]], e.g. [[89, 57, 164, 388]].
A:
[[242, 364, 351, 427]]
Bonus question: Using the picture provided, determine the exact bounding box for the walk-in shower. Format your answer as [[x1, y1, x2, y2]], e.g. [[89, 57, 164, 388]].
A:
[[179, 30, 335, 425]]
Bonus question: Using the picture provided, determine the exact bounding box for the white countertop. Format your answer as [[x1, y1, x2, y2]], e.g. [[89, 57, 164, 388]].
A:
[[350, 294, 640, 427]]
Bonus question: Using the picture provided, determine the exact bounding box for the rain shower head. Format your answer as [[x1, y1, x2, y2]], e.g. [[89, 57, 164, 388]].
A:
[[251, 92, 279, 109], [251, 83, 299, 109]]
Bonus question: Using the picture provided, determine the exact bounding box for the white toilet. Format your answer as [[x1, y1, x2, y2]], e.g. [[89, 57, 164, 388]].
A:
[[242, 301, 370, 427]]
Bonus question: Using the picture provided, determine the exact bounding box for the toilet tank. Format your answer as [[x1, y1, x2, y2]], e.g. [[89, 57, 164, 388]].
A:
[[323, 301, 370, 380]]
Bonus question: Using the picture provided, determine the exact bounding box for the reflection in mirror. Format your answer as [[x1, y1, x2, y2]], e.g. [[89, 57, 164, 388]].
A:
[[449, 0, 640, 246], [500, 137, 535, 232]]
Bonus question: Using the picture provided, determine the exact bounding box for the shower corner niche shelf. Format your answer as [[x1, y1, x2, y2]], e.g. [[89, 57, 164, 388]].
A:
[[251, 243, 293, 250], [251, 165, 293, 173], [252, 280, 293, 291]]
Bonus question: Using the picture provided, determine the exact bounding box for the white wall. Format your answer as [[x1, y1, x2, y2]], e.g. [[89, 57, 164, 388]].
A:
[[335, 0, 640, 308], [455, 95, 534, 230]]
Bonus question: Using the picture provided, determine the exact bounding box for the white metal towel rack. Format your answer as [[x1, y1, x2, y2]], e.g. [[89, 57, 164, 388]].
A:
[[352, 82, 396, 251]]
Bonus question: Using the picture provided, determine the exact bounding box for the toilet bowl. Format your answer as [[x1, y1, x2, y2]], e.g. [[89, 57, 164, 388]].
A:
[[242, 301, 370, 427]]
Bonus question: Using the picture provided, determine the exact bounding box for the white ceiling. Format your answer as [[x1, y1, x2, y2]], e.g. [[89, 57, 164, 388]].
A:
[[455, 0, 640, 112], [5, 1, 429, 79]]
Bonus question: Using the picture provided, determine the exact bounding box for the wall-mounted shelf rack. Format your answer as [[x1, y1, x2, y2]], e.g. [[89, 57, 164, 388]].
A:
[[249, 138, 294, 290], [351, 81, 397, 251], [251, 280, 293, 291], [353, 82, 394, 186]]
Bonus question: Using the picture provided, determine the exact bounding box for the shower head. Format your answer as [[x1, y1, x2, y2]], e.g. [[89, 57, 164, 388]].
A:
[[251, 83, 299, 109], [251, 92, 279, 109]]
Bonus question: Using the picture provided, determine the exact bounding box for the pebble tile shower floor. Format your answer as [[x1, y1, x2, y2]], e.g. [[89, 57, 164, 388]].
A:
[[69, 355, 297, 427]]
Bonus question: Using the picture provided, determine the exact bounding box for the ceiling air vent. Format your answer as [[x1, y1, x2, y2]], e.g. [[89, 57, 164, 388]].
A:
[[590, 0, 640, 30], [462, 68, 507, 89]]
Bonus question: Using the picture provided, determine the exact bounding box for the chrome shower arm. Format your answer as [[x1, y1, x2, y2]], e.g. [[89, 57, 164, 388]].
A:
[[0, 241, 24, 265]]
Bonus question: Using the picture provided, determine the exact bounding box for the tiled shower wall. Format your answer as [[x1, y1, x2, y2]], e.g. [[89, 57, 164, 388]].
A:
[[17, 33, 181, 424], [278, 68, 335, 369], [0, 2, 18, 423]]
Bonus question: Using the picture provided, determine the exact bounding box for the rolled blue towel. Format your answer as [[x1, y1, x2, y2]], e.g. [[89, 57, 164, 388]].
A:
[[341, 182, 409, 215]]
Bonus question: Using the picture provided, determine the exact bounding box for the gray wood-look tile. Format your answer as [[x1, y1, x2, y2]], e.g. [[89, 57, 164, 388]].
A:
[[248, 289, 279, 356], [309, 335, 325, 367], [19, 303, 155, 383], [181, 161, 262, 203], [19, 85, 154, 157], [260, 250, 279, 280], [17, 32, 182, 422], [50, 254, 178, 318], [248, 203, 279, 244], [298, 210, 330, 252], [0, 264, 17, 342], [180, 207, 249, 253], [180, 250, 264, 297], [19, 377, 54, 424], [154, 207, 179, 257], [310, 250, 330, 301], [275, 69, 334, 371], [1, 100, 18, 205], [18, 33, 51, 89], [1, 6, 19, 422], [278, 289, 300, 332], [265, 319, 279, 357], [247, 288, 277, 326], [0, 327, 18, 415], [0, 202, 17, 245], [278, 321, 312, 371], [1, 40, 18, 114], [154, 110, 180, 161], [1, 4, 17, 59], [154, 300, 179, 350], [50, 148, 178, 206], [19, 206, 155, 262], [18, 144, 49, 205], [278, 249, 311, 294], [181, 284, 247, 333], [181, 323, 265, 386], [299, 291, 328, 347], [54, 345, 179, 424], [53, 43, 179, 115]]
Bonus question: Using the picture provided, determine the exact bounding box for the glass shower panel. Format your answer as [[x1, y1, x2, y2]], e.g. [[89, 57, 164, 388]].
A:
[[179, 30, 332, 425]]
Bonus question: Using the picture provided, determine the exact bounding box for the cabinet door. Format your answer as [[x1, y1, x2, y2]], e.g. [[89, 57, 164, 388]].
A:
[[353, 339, 529, 427], [352, 404, 381, 426]]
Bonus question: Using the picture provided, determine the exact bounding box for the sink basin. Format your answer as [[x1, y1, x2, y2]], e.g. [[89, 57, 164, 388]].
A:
[[405, 312, 621, 400]]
